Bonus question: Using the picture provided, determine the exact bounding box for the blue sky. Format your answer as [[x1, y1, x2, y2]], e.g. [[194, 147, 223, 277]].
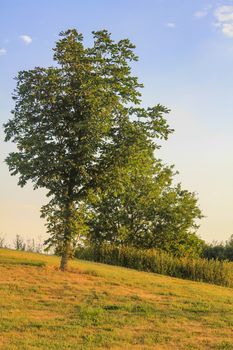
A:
[[1, 0, 233, 244]]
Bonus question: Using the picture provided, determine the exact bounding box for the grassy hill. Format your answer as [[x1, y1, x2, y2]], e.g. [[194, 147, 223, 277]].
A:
[[0, 249, 233, 350]]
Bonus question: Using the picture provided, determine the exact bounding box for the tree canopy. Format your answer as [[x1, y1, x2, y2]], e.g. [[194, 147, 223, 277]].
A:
[[86, 119, 203, 257]]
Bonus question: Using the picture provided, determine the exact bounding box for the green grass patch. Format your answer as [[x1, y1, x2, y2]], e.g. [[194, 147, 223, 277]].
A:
[[0, 257, 46, 267]]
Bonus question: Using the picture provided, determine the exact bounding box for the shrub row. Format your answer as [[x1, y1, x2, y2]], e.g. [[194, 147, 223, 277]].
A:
[[75, 244, 233, 288]]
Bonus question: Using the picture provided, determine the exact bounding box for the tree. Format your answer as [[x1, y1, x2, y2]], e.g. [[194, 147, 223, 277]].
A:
[[86, 121, 203, 257], [4, 29, 171, 270], [14, 234, 26, 251], [0, 234, 5, 248]]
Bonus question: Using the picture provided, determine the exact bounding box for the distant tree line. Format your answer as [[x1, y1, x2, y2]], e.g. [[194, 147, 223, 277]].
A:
[[203, 235, 233, 261], [0, 234, 44, 253]]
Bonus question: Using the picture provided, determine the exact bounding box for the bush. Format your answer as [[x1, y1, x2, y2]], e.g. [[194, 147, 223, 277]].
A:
[[75, 243, 233, 288]]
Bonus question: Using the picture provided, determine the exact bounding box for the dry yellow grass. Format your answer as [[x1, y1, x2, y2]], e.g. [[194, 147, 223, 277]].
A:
[[0, 248, 233, 349]]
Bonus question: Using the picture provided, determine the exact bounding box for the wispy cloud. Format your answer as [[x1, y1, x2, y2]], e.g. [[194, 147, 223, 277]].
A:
[[20, 34, 32, 45], [214, 6, 233, 38], [194, 5, 212, 19], [0, 48, 7, 56], [166, 22, 176, 29], [194, 10, 208, 19]]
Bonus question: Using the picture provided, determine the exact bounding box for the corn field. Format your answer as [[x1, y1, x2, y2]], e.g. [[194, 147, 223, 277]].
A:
[[75, 244, 233, 288]]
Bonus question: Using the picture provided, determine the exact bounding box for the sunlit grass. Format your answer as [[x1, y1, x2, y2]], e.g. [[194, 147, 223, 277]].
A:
[[0, 248, 233, 349]]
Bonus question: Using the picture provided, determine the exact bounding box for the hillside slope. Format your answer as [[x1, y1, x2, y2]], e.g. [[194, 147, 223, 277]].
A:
[[0, 249, 233, 350]]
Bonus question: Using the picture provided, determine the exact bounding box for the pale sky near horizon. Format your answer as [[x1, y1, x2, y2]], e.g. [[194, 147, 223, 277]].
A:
[[0, 0, 233, 245]]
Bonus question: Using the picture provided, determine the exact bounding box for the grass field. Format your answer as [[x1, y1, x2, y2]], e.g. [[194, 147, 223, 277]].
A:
[[0, 249, 233, 350]]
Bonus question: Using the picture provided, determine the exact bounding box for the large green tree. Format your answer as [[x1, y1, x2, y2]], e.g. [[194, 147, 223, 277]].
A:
[[86, 118, 203, 257], [4, 29, 171, 270]]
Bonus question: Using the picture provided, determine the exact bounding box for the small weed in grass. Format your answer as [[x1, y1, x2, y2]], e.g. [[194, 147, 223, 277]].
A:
[[75, 305, 105, 326], [82, 269, 100, 277], [216, 342, 233, 350], [129, 302, 156, 315], [81, 333, 113, 346], [103, 304, 123, 311], [184, 300, 212, 314]]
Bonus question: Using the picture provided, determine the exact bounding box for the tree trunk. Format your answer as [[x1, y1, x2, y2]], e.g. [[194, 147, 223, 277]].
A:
[[60, 238, 71, 271], [59, 173, 76, 271], [59, 197, 74, 271]]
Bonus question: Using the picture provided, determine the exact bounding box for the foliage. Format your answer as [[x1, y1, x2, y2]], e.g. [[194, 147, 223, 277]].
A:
[[4, 28, 173, 270], [75, 243, 233, 288], [86, 124, 203, 257], [203, 234, 233, 261], [42, 201, 89, 255]]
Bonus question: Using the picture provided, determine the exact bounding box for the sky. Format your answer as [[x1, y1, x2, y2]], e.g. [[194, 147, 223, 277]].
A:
[[0, 0, 233, 245]]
